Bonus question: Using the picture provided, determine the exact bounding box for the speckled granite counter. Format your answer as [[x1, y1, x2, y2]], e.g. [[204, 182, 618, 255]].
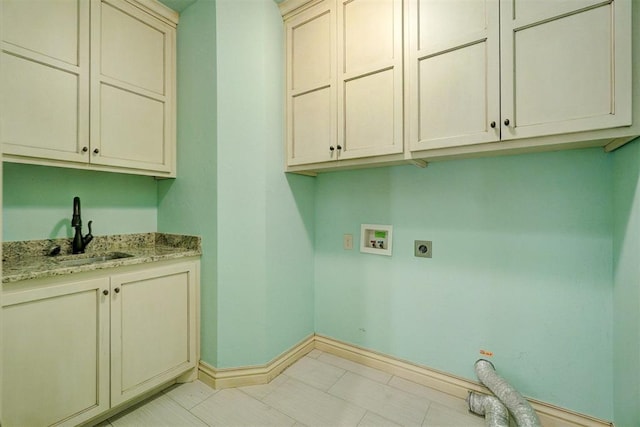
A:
[[2, 233, 201, 284]]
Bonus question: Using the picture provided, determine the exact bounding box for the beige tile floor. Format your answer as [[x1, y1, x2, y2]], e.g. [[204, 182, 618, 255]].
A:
[[101, 349, 486, 427]]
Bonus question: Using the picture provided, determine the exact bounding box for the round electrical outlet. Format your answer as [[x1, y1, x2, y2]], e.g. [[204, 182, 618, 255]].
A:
[[414, 240, 432, 258]]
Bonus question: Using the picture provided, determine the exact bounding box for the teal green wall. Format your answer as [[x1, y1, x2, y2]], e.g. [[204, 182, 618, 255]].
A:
[[157, 0, 219, 364], [214, 0, 315, 368], [6, 0, 640, 421], [315, 148, 613, 420], [158, 0, 315, 368], [3, 163, 157, 241], [612, 140, 640, 426]]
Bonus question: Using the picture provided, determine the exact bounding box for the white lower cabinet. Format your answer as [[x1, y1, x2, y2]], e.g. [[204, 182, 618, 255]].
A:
[[110, 263, 198, 407], [1, 259, 199, 427], [2, 277, 110, 427]]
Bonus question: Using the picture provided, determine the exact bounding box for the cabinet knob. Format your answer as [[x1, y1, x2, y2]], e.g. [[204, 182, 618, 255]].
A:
[[82, 146, 89, 153], [114, 287, 120, 294], [504, 118, 510, 126], [103, 289, 109, 296], [490, 121, 496, 128], [329, 146, 335, 152], [336, 145, 342, 150], [93, 148, 100, 154]]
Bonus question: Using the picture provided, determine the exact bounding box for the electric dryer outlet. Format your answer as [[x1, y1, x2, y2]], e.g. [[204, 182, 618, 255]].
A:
[[414, 240, 432, 258]]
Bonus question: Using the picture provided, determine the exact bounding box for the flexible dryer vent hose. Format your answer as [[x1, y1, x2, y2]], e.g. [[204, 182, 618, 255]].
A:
[[467, 391, 510, 427], [474, 359, 541, 427]]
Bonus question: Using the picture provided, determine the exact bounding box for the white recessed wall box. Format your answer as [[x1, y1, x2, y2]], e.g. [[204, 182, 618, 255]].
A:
[[360, 224, 393, 256]]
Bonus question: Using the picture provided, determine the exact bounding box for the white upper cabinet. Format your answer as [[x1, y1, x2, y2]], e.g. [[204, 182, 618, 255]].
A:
[[407, 0, 500, 151], [500, 0, 631, 140], [408, 0, 632, 154], [284, 0, 637, 172], [337, 0, 403, 160], [285, 0, 337, 166], [1, 0, 90, 163], [283, 0, 403, 169], [91, 0, 175, 174], [1, 0, 178, 178]]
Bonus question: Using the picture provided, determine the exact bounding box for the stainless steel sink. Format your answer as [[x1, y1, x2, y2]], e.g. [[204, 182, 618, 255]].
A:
[[55, 252, 134, 267]]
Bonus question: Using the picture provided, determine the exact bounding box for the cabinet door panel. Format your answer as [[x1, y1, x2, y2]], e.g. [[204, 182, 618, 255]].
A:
[[2, 0, 80, 65], [408, 0, 500, 152], [2, 278, 109, 427], [417, 42, 493, 147], [286, 0, 337, 166], [111, 263, 197, 406], [291, 9, 333, 92], [91, 0, 175, 174], [338, 0, 403, 160], [1, 0, 89, 163], [2, 54, 85, 160], [501, 2, 631, 140], [101, 1, 165, 94], [343, 0, 394, 74], [344, 69, 395, 153], [99, 84, 166, 166], [418, 0, 489, 53], [515, 7, 611, 126], [291, 87, 336, 164], [511, 0, 603, 27]]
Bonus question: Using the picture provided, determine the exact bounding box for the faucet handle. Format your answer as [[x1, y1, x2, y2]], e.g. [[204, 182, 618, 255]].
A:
[[83, 220, 94, 248]]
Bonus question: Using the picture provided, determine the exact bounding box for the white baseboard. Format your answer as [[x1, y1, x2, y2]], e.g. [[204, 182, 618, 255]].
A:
[[198, 334, 613, 427], [198, 334, 315, 389], [314, 335, 613, 427]]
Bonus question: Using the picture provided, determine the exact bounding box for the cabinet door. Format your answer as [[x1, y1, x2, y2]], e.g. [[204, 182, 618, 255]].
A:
[[285, 0, 337, 166], [90, 0, 176, 175], [337, 0, 404, 160], [2, 278, 110, 427], [1, 0, 90, 163], [500, 0, 632, 140], [110, 262, 198, 406], [408, 0, 500, 152]]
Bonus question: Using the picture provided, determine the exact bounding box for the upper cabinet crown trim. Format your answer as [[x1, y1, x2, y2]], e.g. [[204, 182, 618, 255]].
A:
[[279, 0, 324, 19], [126, 0, 179, 26]]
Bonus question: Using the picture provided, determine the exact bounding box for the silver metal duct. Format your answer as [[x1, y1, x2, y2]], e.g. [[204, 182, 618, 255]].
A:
[[467, 391, 510, 427], [474, 359, 541, 427]]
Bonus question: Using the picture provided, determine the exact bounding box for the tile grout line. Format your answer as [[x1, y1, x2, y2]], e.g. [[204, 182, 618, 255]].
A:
[[104, 350, 485, 427], [420, 398, 432, 427], [290, 352, 455, 426], [168, 382, 218, 426], [354, 409, 367, 427]]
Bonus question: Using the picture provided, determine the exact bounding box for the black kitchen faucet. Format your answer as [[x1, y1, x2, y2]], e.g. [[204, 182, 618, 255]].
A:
[[71, 196, 94, 254]]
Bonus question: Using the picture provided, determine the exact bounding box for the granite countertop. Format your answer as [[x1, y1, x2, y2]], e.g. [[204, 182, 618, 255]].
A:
[[2, 233, 201, 284]]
